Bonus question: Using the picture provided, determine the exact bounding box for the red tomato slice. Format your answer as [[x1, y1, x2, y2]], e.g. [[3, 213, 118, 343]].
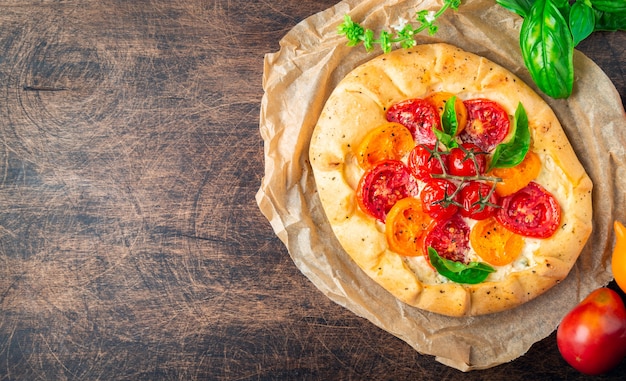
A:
[[385, 197, 434, 257], [407, 144, 448, 181], [419, 178, 460, 220], [459, 181, 500, 220], [386, 98, 441, 145], [496, 182, 562, 238], [424, 214, 470, 264], [459, 99, 510, 152], [356, 160, 419, 222]]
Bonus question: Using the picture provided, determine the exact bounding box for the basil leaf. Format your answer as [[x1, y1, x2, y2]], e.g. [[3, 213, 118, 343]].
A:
[[520, 0, 574, 98], [434, 129, 458, 149], [553, 0, 572, 22], [594, 10, 626, 31], [434, 97, 459, 149], [488, 102, 530, 170], [496, 0, 534, 18], [441, 95, 458, 137], [570, 0, 596, 46], [428, 248, 495, 285], [591, 0, 626, 13]]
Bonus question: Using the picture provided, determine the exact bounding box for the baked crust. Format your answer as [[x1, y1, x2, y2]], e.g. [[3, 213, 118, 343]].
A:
[[309, 43, 593, 316]]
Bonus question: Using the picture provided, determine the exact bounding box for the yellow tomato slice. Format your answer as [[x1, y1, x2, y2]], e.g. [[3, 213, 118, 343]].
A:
[[612, 221, 626, 294], [385, 197, 434, 257], [470, 218, 524, 266], [425, 92, 468, 134], [356, 122, 414, 169], [489, 150, 542, 197]]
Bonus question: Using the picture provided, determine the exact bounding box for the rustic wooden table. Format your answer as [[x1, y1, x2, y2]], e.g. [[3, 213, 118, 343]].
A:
[[0, 1, 624, 380]]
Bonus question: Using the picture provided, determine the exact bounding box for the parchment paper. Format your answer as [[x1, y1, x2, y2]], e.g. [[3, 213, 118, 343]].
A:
[[256, 0, 626, 371]]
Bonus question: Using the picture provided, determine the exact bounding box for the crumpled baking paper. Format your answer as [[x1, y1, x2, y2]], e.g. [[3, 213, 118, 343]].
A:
[[256, 0, 626, 371]]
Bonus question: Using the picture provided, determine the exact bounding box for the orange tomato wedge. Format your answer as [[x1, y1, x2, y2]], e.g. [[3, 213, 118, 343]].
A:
[[356, 122, 414, 169], [425, 92, 468, 134], [385, 197, 434, 257], [612, 221, 626, 294], [470, 217, 524, 266], [489, 150, 542, 197]]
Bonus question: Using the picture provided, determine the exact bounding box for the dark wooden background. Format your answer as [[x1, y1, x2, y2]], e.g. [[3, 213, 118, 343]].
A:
[[0, 1, 624, 380]]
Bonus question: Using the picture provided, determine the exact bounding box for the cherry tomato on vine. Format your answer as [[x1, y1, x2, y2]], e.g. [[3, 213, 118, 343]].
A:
[[356, 160, 418, 222], [447, 142, 487, 177], [385, 197, 434, 257], [407, 144, 448, 181], [459, 99, 510, 152], [557, 287, 626, 375], [386, 98, 441, 145], [496, 182, 561, 238], [423, 214, 470, 264], [459, 181, 500, 220], [419, 178, 460, 220]]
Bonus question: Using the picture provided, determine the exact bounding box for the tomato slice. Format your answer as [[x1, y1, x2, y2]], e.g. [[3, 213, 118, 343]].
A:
[[407, 144, 448, 181], [386, 98, 441, 145], [488, 150, 542, 197], [447, 142, 487, 177], [356, 122, 415, 169], [460, 99, 510, 152], [424, 92, 468, 134], [385, 197, 434, 257], [459, 181, 500, 220], [470, 218, 524, 266], [496, 182, 562, 238], [419, 178, 460, 220], [424, 214, 470, 264], [356, 160, 419, 222]]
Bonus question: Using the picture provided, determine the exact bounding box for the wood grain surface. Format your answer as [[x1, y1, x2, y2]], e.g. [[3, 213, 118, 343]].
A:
[[0, 1, 624, 380]]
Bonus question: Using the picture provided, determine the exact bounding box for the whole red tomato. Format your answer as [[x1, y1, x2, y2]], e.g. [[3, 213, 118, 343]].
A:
[[556, 287, 626, 375]]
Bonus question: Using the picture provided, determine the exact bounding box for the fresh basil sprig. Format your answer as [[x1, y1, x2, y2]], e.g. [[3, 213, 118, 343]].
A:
[[591, 0, 626, 13], [519, 0, 574, 99], [570, 1, 596, 46], [595, 10, 626, 31], [497, 0, 626, 98], [488, 102, 530, 170], [428, 247, 496, 284]]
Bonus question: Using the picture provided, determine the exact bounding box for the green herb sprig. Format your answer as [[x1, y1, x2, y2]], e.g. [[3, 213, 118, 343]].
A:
[[337, 0, 462, 53]]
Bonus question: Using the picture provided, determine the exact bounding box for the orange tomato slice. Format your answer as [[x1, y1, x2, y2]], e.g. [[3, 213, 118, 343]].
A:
[[425, 92, 468, 134], [385, 197, 434, 257], [612, 221, 626, 294], [356, 122, 414, 169], [470, 217, 524, 266], [489, 150, 542, 197]]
